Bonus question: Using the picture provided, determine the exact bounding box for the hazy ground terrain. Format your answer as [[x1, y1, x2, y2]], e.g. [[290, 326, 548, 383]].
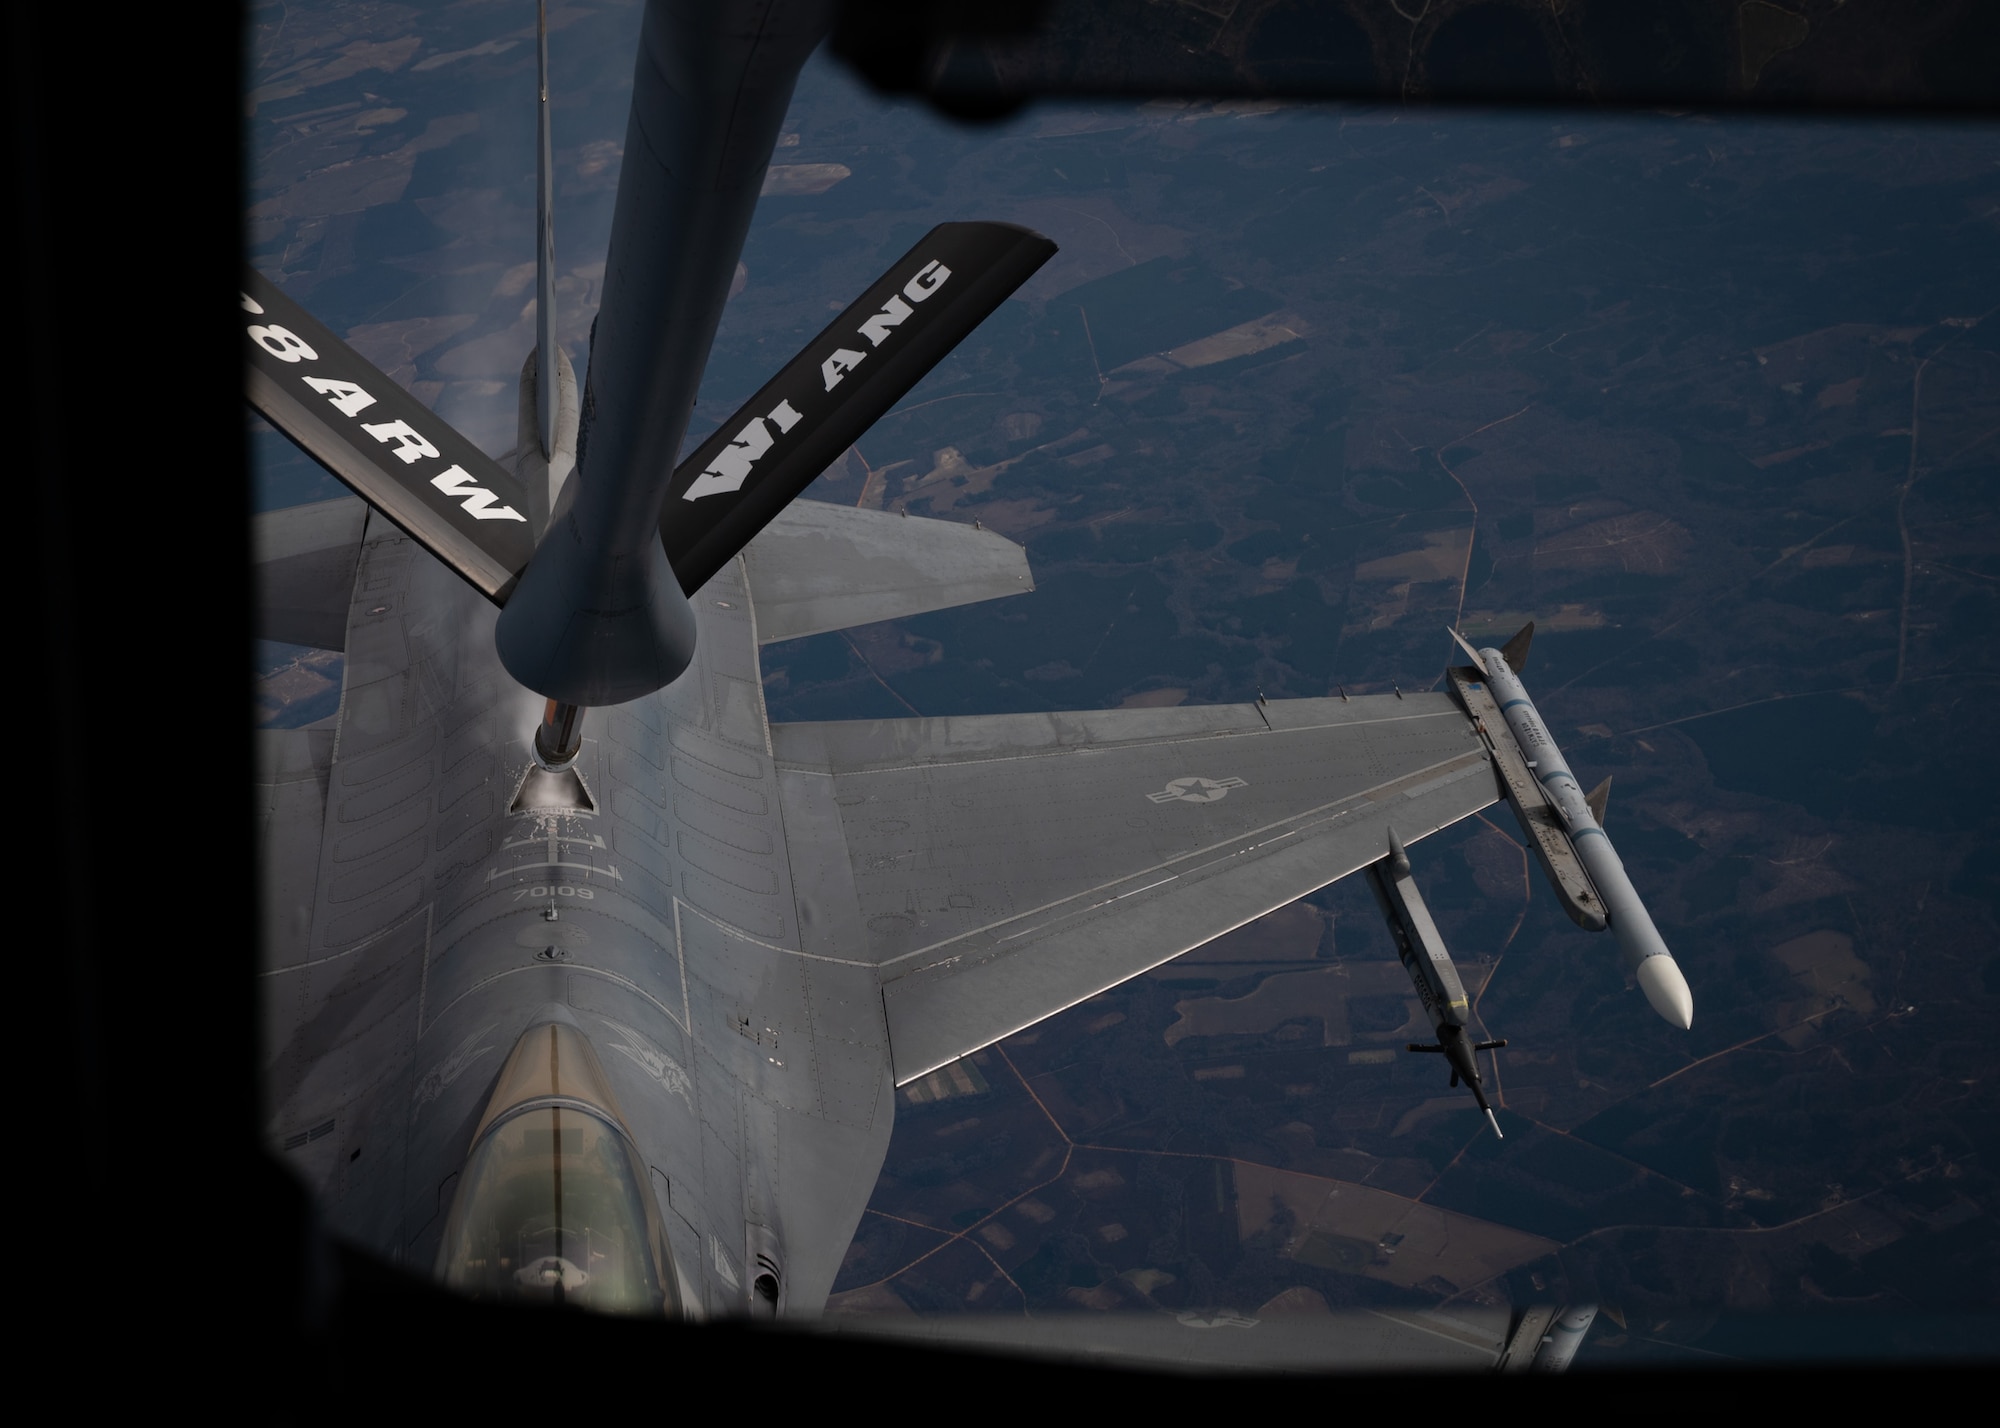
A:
[[250, 0, 2000, 1361]]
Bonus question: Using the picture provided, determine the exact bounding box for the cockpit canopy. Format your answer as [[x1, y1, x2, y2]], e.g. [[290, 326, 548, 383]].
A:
[[437, 1019, 679, 1315]]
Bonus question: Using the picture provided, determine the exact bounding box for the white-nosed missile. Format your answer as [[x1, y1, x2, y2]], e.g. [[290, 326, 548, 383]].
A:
[[1464, 630, 1695, 1030]]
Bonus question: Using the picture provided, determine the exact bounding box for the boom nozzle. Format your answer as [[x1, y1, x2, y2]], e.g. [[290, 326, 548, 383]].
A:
[[533, 699, 586, 769]]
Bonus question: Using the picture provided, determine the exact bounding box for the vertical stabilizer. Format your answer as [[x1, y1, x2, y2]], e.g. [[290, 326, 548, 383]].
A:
[[535, 0, 558, 459], [514, 340, 577, 537]]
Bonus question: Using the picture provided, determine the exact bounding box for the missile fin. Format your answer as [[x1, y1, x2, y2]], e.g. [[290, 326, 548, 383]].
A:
[[1585, 775, 1611, 826], [1498, 621, 1534, 673], [1386, 826, 1411, 876], [1447, 626, 1491, 676]]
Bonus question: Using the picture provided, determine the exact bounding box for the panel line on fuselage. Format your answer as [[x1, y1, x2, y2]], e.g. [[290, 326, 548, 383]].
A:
[[419, 963, 688, 1043], [667, 894, 878, 969], [485, 860, 625, 880], [254, 902, 431, 977]]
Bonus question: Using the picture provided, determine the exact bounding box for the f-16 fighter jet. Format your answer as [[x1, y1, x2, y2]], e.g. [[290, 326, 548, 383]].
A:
[[249, 0, 1687, 1333]]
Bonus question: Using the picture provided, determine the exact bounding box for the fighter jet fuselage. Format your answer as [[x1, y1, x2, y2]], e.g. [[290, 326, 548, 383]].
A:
[[265, 517, 891, 1316], [254, 1, 1689, 1345]]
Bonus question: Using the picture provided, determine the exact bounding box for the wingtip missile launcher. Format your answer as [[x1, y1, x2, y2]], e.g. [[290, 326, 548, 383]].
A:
[[1446, 623, 1695, 1030]]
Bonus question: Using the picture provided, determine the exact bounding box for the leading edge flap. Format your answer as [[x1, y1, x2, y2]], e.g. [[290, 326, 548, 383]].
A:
[[241, 267, 537, 603], [662, 221, 1056, 596]]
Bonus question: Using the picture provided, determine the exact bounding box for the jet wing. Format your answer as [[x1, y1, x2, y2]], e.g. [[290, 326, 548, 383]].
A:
[[772, 692, 1500, 1083]]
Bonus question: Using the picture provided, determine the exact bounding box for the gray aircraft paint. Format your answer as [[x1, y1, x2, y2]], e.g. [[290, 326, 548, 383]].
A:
[[773, 692, 1498, 1084], [738, 500, 1032, 642], [251, 0, 1618, 1360], [254, 497, 369, 652], [257, 500, 1502, 1315], [261, 511, 890, 1314]]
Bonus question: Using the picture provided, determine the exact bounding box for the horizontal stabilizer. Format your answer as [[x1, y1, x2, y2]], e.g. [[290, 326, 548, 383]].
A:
[[663, 222, 1055, 596], [742, 502, 1032, 643], [242, 266, 536, 603], [253, 496, 369, 651]]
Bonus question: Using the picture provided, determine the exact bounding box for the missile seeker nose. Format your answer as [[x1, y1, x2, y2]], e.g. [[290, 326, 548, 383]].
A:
[[1637, 954, 1695, 1030]]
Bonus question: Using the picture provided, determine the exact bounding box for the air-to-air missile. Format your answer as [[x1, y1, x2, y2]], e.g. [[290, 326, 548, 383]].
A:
[[1368, 828, 1509, 1139], [1531, 1305, 1600, 1373], [1445, 623, 1695, 1030]]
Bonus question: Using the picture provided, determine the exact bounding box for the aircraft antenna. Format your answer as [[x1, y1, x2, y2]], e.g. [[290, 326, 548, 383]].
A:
[[535, 0, 557, 459]]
